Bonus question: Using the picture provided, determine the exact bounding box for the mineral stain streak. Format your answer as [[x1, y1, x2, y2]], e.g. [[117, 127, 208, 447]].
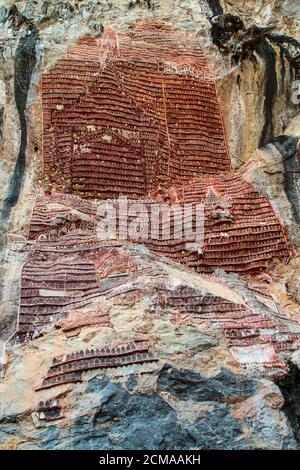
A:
[[210, 15, 278, 147], [256, 37, 277, 148], [0, 27, 38, 244]]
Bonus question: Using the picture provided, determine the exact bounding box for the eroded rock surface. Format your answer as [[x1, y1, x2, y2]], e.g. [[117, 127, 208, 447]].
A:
[[0, 0, 300, 450]]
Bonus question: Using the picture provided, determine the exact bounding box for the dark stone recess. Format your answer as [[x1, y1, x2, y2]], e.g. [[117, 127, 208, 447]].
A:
[[276, 361, 300, 442], [157, 364, 258, 402], [0, 28, 38, 240], [206, 0, 223, 17]]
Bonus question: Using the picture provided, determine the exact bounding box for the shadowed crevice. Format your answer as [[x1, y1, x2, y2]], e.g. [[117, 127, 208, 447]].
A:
[[0, 28, 38, 246], [206, 0, 223, 18], [256, 38, 278, 147]]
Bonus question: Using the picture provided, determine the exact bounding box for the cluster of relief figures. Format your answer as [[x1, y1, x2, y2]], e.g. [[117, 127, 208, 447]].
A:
[[6, 21, 300, 405]]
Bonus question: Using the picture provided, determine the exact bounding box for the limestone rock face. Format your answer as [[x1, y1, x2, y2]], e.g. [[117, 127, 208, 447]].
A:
[[0, 0, 300, 450], [1, 247, 299, 450]]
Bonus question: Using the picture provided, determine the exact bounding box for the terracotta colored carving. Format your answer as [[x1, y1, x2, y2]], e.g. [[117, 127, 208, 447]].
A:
[[9, 22, 295, 383], [38, 22, 291, 274], [36, 341, 158, 390]]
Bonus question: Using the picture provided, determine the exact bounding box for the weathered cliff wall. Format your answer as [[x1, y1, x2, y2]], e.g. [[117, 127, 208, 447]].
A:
[[0, 0, 299, 450]]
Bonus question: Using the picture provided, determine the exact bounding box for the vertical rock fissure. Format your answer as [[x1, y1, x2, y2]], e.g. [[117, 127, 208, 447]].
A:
[[0, 28, 38, 243], [257, 38, 278, 147]]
